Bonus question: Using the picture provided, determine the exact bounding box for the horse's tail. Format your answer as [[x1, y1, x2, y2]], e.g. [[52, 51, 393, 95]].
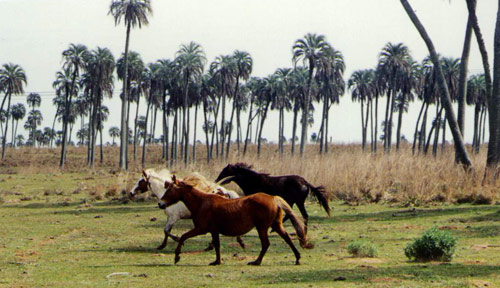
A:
[[306, 183, 331, 216], [274, 196, 314, 249]]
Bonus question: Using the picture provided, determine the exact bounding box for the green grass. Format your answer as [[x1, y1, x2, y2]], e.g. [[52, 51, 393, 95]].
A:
[[1, 172, 500, 287]]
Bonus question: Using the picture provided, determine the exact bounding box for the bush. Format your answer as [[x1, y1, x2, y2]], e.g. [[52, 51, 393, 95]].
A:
[[347, 240, 378, 257], [404, 227, 457, 262]]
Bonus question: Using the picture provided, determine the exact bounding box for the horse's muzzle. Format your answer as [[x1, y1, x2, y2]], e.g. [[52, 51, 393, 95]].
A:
[[158, 203, 167, 209]]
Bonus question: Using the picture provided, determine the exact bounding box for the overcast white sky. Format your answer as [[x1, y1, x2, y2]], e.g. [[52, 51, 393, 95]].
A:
[[0, 0, 497, 144]]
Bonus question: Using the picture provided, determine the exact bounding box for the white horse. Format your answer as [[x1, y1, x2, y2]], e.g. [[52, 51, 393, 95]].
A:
[[130, 168, 244, 250]]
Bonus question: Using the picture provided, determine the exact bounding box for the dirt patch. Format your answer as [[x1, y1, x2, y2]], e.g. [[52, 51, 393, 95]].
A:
[[470, 280, 492, 287], [470, 244, 500, 250], [345, 257, 385, 264]]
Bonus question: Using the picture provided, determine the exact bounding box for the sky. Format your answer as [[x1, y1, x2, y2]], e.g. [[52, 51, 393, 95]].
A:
[[0, 0, 497, 145]]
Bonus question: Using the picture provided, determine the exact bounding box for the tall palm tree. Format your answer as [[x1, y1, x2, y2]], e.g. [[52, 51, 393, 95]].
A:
[[175, 42, 205, 165], [109, 126, 120, 145], [292, 33, 331, 156], [0, 63, 27, 159], [117, 51, 143, 165], [400, 0, 472, 167], [289, 67, 309, 155], [228, 50, 252, 157], [275, 68, 293, 156], [109, 0, 152, 170], [60, 43, 88, 169], [315, 46, 345, 153], [25, 110, 43, 147], [467, 74, 487, 153], [348, 69, 375, 152], [377, 42, 411, 153], [210, 54, 235, 158], [26, 92, 41, 146], [10, 103, 26, 148]]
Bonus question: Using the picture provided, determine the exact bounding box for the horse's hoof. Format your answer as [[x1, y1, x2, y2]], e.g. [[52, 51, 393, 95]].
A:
[[157, 244, 166, 250], [240, 243, 246, 249], [209, 260, 221, 266], [247, 261, 261, 266], [174, 255, 180, 264], [295, 260, 301, 265]]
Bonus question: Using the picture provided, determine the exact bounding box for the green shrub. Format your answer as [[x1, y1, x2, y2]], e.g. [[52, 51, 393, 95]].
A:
[[404, 227, 457, 262], [347, 240, 378, 257]]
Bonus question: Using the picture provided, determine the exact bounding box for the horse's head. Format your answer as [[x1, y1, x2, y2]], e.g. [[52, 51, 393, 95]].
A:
[[129, 170, 151, 198], [215, 164, 238, 185], [158, 175, 182, 209]]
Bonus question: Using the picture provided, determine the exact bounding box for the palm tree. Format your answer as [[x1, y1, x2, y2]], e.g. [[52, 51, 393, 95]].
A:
[[289, 67, 309, 156], [210, 54, 236, 159], [315, 46, 345, 153], [10, 103, 26, 147], [0, 63, 27, 159], [25, 110, 43, 147], [175, 42, 205, 165], [467, 74, 487, 153], [400, 0, 472, 168], [15, 135, 24, 147], [275, 68, 293, 156], [60, 43, 88, 169], [117, 51, 143, 164], [377, 42, 411, 153], [348, 69, 375, 152], [109, 0, 152, 170], [26, 92, 41, 146], [109, 126, 120, 145], [292, 33, 331, 156], [228, 50, 252, 157]]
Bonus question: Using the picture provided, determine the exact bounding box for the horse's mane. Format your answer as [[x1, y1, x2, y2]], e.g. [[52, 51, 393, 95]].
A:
[[144, 168, 172, 182], [233, 163, 270, 177], [183, 172, 219, 193]]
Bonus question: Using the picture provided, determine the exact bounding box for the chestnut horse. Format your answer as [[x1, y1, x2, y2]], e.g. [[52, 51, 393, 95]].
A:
[[130, 169, 244, 250], [159, 175, 312, 266], [215, 163, 330, 229]]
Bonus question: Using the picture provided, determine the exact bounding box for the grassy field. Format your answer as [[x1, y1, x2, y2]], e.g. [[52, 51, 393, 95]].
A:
[[1, 145, 500, 287]]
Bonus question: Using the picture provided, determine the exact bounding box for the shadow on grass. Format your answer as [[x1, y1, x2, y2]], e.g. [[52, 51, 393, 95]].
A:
[[309, 205, 500, 224], [253, 263, 500, 285]]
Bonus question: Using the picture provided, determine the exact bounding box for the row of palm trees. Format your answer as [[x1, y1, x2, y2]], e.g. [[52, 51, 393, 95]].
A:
[[348, 43, 488, 158]]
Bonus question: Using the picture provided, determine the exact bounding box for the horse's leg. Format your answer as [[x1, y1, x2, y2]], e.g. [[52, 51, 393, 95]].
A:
[[157, 214, 179, 249], [236, 236, 246, 249], [248, 228, 270, 266], [209, 232, 222, 265], [296, 201, 309, 234], [174, 228, 203, 264], [272, 221, 301, 265]]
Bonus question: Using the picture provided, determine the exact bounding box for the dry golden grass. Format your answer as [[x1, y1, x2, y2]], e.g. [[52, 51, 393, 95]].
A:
[[1, 143, 497, 205]]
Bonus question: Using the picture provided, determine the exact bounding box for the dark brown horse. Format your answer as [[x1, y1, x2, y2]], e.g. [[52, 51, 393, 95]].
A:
[[159, 175, 312, 266], [215, 163, 330, 228]]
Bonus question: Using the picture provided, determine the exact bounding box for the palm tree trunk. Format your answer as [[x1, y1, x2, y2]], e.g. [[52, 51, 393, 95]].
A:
[[225, 100, 236, 159], [142, 94, 151, 168], [1, 93, 11, 159], [220, 93, 226, 157], [387, 74, 397, 153], [457, 18, 473, 135], [291, 106, 298, 155], [441, 115, 447, 153], [300, 64, 314, 157], [13, 120, 19, 148], [325, 97, 331, 153], [203, 99, 211, 163], [361, 98, 366, 151], [374, 95, 379, 152], [383, 90, 391, 152], [133, 97, 140, 160], [236, 105, 242, 156], [126, 90, 131, 169], [257, 102, 270, 158], [192, 103, 198, 162], [465, 0, 496, 167], [243, 96, 254, 156], [59, 82, 71, 168], [473, 103, 480, 153], [99, 124, 104, 163], [401, 0, 472, 167], [396, 101, 403, 151], [119, 22, 131, 170], [412, 100, 426, 155], [419, 102, 429, 153]]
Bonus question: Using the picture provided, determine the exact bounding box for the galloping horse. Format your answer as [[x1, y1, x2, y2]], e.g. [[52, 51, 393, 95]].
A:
[[215, 163, 330, 229], [130, 169, 245, 250], [159, 175, 313, 266]]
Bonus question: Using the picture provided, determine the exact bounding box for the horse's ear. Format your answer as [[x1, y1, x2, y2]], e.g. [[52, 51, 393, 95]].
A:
[[142, 170, 147, 178], [172, 175, 178, 184]]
